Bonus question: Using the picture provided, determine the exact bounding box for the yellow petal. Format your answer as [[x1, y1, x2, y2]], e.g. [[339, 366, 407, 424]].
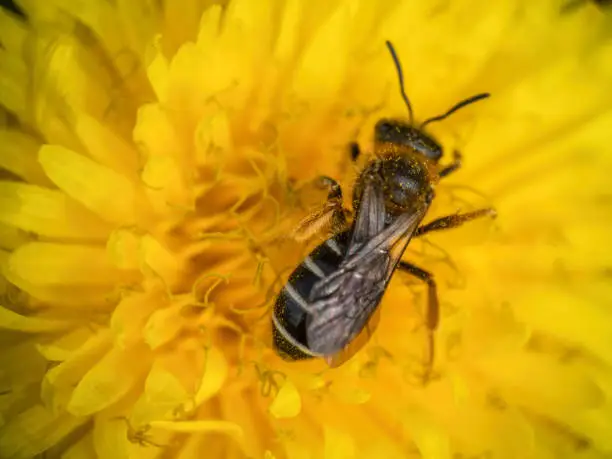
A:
[[0, 48, 28, 120], [174, 427, 228, 459], [402, 409, 452, 459], [0, 182, 112, 240], [143, 303, 184, 349], [196, 5, 222, 51], [36, 327, 96, 362], [150, 419, 243, 438], [466, 406, 535, 459], [0, 222, 29, 250], [0, 129, 51, 186], [144, 360, 189, 403], [41, 372, 73, 414], [130, 360, 189, 425], [116, 0, 161, 57], [0, 405, 87, 459], [0, 7, 27, 54], [0, 307, 74, 333], [475, 352, 604, 415], [110, 289, 166, 348], [222, 0, 272, 60], [192, 31, 250, 110], [274, 0, 301, 62], [38, 145, 142, 225], [194, 346, 228, 405], [329, 383, 371, 405], [145, 35, 170, 102], [0, 278, 111, 309], [269, 380, 301, 419], [73, 111, 140, 177], [160, 0, 202, 57], [323, 424, 355, 459], [34, 32, 111, 118], [0, 341, 46, 390], [7, 242, 139, 287], [92, 415, 130, 459], [47, 0, 119, 58], [194, 111, 233, 167], [164, 43, 216, 129], [44, 330, 112, 389], [285, 443, 313, 459], [106, 228, 141, 270], [456, 244, 612, 290], [574, 405, 612, 452], [59, 432, 96, 459], [0, 267, 7, 299], [513, 289, 612, 365], [140, 234, 184, 288], [68, 345, 150, 416], [218, 384, 267, 457], [292, 2, 352, 103], [133, 103, 184, 158], [359, 440, 414, 459], [141, 154, 191, 208]]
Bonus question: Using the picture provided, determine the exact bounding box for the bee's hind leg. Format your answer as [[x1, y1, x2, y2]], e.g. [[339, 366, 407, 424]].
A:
[[290, 175, 352, 243], [314, 175, 353, 231], [289, 139, 360, 242], [397, 261, 439, 383], [317, 175, 343, 200], [315, 139, 360, 227]]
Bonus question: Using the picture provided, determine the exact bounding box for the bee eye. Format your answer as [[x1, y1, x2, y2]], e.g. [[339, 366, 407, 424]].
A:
[[375, 121, 402, 143], [375, 121, 393, 135]]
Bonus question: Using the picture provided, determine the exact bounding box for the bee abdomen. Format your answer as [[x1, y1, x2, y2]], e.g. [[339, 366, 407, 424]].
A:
[[272, 231, 350, 360]]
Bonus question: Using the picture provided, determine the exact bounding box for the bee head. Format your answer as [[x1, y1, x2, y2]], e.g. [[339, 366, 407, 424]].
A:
[[380, 40, 490, 164], [374, 119, 443, 162], [351, 41, 491, 215]]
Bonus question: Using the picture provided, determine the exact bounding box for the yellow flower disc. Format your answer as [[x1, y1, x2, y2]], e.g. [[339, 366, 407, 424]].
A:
[[0, 1, 611, 458]]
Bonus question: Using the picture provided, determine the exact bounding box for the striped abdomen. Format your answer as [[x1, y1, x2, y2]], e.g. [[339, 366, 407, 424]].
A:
[[272, 231, 350, 360]]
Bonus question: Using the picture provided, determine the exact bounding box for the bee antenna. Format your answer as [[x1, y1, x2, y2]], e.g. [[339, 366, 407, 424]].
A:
[[420, 93, 491, 129], [385, 40, 414, 124]]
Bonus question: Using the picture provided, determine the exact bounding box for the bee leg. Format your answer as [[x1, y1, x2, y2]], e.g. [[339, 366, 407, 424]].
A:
[[315, 175, 352, 230], [316, 175, 343, 200], [349, 142, 361, 162], [397, 261, 438, 383], [415, 208, 497, 237], [438, 150, 462, 178]]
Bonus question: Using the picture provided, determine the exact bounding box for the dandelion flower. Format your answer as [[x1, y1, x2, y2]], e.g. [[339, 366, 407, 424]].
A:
[[1, 1, 612, 458]]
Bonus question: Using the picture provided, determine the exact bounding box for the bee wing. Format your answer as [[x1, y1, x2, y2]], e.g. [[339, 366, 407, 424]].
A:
[[323, 210, 427, 367], [305, 182, 427, 359], [324, 306, 381, 368], [346, 177, 386, 251]]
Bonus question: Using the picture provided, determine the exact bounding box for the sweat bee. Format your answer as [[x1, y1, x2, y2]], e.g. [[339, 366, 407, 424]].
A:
[[272, 41, 496, 373]]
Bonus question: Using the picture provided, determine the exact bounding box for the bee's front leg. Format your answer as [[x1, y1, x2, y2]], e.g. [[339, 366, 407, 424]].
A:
[[414, 208, 497, 237], [438, 150, 462, 178]]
